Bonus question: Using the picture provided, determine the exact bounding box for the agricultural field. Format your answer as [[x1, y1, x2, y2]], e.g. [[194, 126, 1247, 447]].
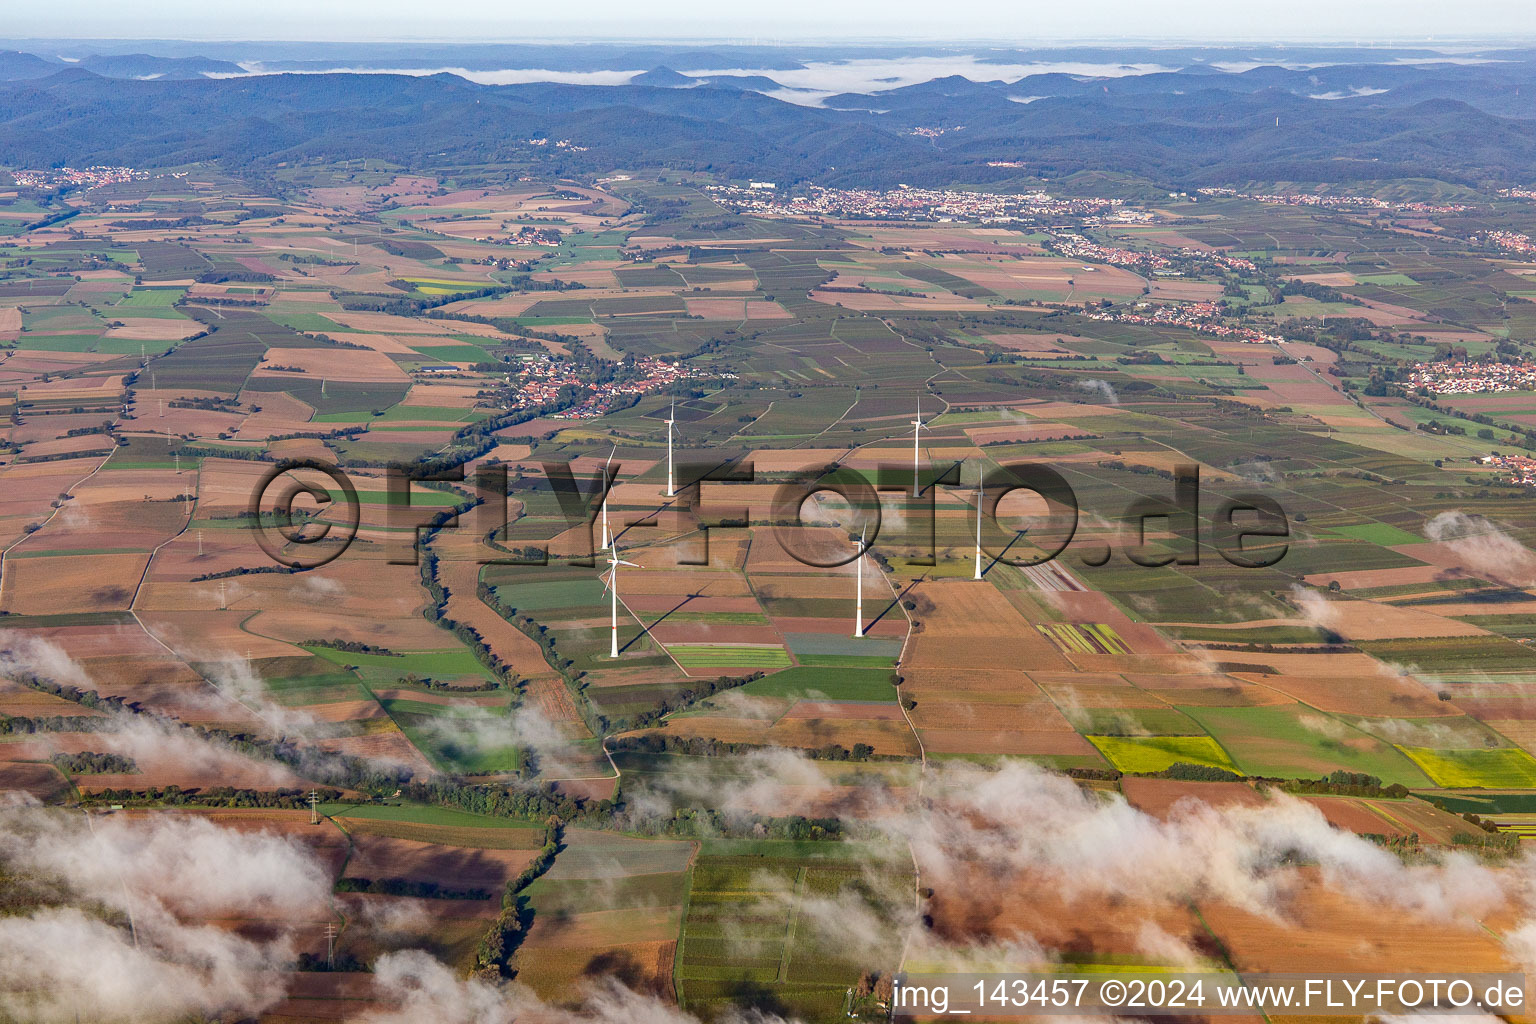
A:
[[675, 842, 909, 1020], [6, 140, 1536, 1023], [513, 829, 695, 1001], [1087, 734, 1240, 774], [1399, 746, 1536, 788]]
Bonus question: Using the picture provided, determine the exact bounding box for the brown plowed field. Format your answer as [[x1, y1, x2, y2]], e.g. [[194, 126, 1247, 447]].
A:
[[903, 579, 1071, 672], [781, 700, 905, 720], [334, 816, 543, 850], [1240, 671, 1453, 717], [314, 732, 436, 776], [1298, 796, 1410, 837], [1120, 778, 1264, 819], [343, 834, 539, 887], [1201, 871, 1510, 974], [0, 551, 151, 614]]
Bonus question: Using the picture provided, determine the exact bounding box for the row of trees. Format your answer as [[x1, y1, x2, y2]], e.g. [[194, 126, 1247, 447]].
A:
[[610, 733, 898, 764], [475, 817, 563, 977], [49, 751, 137, 774], [335, 877, 491, 900]]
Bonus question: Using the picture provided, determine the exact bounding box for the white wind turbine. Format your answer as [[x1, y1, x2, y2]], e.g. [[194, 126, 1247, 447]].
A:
[[665, 398, 677, 498], [853, 525, 866, 638], [599, 444, 616, 550], [973, 463, 985, 581], [910, 398, 929, 498], [601, 542, 641, 659]]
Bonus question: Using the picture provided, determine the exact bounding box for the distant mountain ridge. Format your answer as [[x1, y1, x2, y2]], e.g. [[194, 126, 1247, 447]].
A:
[[630, 66, 697, 88], [0, 45, 1534, 188], [0, 50, 58, 80], [74, 53, 245, 79]]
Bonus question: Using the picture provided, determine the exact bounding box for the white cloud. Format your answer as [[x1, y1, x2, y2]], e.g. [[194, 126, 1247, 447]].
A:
[[1424, 511, 1536, 586], [0, 808, 333, 1023], [1076, 379, 1119, 405], [1289, 584, 1341, 631], [0, 908, 292, 1024], [364, 950, 796, 1024]]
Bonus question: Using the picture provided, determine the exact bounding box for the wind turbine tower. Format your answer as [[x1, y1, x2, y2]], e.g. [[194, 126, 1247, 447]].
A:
[[853, 526, 866, 638], [910, 398, 929, 498], [602, 543, 641, 658], [665, 399, 677, 498], [600, 444, 616, 550], [973, 465, 985, 581]]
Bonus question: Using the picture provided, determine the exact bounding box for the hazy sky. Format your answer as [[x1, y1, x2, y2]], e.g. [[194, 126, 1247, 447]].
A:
[[7, 0, 1536, 44]]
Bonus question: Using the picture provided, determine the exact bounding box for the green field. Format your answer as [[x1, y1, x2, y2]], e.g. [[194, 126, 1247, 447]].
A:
[[1073, 707, 1205, 737], [1179, 705, 1431, 786], [1429, 792, 1536, 814], [316, 802, 541, 829], [408, 343, 494, 363], [669, 644, 793, 669], [118, 286, 186, 307], [1327, 522, 1425, 546], [377, 698, 522, 774], [305, 644, 496, 683], [319, 488, 467, 507], [490, 576, 605, 613], [1356, 635, 1536, 674], [676, 846, 910, 1020], [265, 312, 346, 333], [793, 654, 901, 668], [400, 276, 485, 290], [736, 667, 898, 702]]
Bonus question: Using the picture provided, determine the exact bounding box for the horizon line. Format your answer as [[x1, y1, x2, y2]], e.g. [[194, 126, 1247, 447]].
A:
[[4, 35, 1536, 49]]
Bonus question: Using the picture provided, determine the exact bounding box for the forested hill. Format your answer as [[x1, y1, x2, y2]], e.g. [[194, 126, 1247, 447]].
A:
[[5, 53, 1536, 187]]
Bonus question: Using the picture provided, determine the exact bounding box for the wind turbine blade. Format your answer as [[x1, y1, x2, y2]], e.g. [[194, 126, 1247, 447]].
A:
[[605, 443, 616, 469], [618, 559, 641, 568]]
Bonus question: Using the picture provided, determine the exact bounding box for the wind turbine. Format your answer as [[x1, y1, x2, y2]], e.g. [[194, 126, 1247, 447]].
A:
[[601, 542, 641, 659], [910, 398, 929, 498], [853, 525, 866, 638], [973, 463, 985, 581], [665, 399, 676, 498], [600, 444, 616, 550]]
